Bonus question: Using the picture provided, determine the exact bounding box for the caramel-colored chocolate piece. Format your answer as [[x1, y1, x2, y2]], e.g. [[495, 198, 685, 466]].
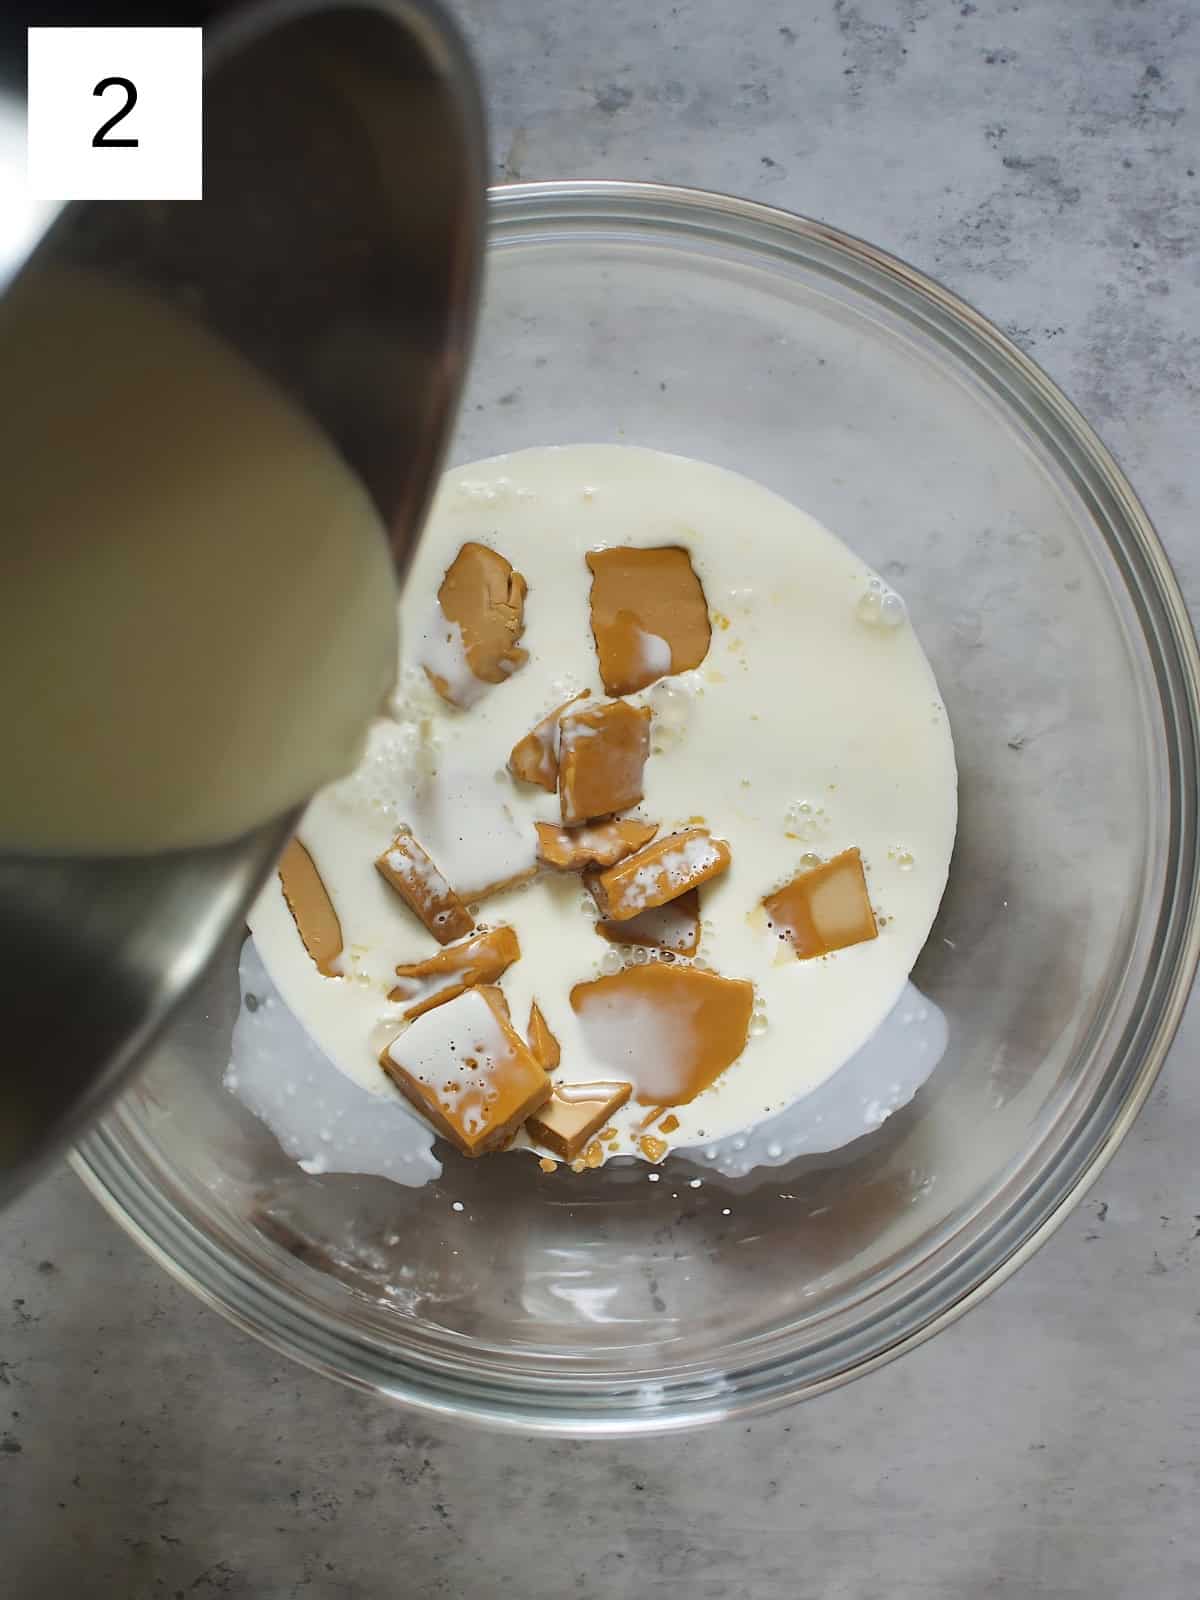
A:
[[763, 848, 878, 960], [586, 546, 711, 695], [558, 699, 652, 825], [526, 1000, 561, 1069], [426, 542, 528, 706], [597, 887, 700, 954], [375, 829, 474, 945], [571, 963, 753, 1105], [637, 1108, 679, 1135], [277, 838, 343, 977], [389, 925, 520, 1017], [588, 828, 730, 922], [525, 1080, 632, 1161], [380, 985, 550, 1158], [508, 691, 588, 792], [639, 1134, 668, 1163], [535, 819, 658, 872]]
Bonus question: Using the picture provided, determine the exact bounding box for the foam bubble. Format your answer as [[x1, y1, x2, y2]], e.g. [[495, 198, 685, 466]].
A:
[[856, 576, 908, 630]]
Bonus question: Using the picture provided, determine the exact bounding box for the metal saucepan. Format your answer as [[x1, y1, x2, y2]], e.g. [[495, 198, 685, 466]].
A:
[[0, 0, 486, 1201]]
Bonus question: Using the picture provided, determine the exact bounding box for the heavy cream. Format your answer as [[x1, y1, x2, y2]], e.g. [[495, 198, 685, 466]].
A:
[[241, 444, 958, 1167], [0, 265, 398, 854]]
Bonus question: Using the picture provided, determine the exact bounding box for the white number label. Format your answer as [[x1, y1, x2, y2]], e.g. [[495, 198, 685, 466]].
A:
[[27, 28, 202, 201]]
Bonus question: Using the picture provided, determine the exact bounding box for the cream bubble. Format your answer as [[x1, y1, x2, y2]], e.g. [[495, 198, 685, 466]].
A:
[[856, 575, 908, 630]]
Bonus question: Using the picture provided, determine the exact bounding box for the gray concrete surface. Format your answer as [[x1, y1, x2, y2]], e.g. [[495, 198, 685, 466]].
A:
[[5, 1, 1200, 1594]]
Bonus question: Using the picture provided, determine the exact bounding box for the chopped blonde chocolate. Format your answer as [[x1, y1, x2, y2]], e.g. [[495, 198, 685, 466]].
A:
[[535, 819, 658, 872], [639, 1134, 669, 1163], [763, 847, 879, 960], [558, 699, 652, 825], [380, 985, 549, 1158], [375, 829, 474, 945], [426, 542, 528, 705], [277, 838, 343, 977], [571, 963, 753, 1105], [508, 691, 588, 792], [389, 925, 520, 1018], [588, 828, 731, 922], [597, 887, 700, 955], [526, 1000, 561, 1070], [586, 546, 711, 695], [636, 1107, 680, 1135], [525, 1080, 632, 1161]]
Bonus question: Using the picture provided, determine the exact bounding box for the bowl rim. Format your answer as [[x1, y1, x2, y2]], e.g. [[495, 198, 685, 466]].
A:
[[72, 179, 1200, 1435]]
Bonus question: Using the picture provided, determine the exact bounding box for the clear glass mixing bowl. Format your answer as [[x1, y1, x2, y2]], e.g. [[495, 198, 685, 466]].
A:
[[73, 183, 1200, 1434]]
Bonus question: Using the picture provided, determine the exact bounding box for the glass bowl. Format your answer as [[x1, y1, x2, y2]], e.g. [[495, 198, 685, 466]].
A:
[[73, 182, 1200, 1434]]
